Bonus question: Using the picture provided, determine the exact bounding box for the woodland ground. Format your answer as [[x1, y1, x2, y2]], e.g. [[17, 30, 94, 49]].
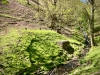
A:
[[0, 0, 78, 74], [0, 0, 50, 35], [0, 0, 100, 75]]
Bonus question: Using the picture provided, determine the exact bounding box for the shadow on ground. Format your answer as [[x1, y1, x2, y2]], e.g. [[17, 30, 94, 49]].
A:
[[15, 39, 45, 75]]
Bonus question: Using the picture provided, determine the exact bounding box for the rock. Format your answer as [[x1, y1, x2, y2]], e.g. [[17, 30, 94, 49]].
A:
[[67, 46, 74, 54], [57, 28, 61, 34], [57, 40, 70, 50], [57, 40, 74, 54]]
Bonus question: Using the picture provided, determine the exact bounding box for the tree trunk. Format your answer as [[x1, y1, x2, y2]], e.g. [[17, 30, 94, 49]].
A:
[[54, 0, 57, 7], [32, 0, 40, 5], [27, 0, 29, 5], [50, 0, 57, 30], [37, 0, 40, 22], [90, 0, 95, 46]]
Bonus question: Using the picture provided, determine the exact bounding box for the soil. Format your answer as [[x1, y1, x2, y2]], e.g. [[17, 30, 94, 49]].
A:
[[0, 0, 49, 35]]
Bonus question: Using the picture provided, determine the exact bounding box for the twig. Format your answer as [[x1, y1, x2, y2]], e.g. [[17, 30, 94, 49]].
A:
[[50, 68, 56, 75]]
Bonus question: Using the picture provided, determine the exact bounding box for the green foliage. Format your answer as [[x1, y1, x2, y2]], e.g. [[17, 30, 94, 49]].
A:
[[2, 0, 9, 4], [94, 36, 100, 45], [16, 0, 28, 5], [0, 29, 83, 75], [94, 26, 100, 33], [70, 46, 100, 75], [77, 8, 90, 32], [0, 14, 22, 21], [36, 0, 77, 28], [26, 32, 67, 70], [72, 30, 85, 44], [0, 29, 31, 75]]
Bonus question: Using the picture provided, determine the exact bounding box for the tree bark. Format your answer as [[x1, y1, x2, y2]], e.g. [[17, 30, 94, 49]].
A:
[[90, 0, 95, 46], [54, 0, 57, 7], [27, 0, 29, 5]]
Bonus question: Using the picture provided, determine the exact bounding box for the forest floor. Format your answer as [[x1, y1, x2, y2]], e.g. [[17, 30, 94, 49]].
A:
[[0, 0, 49, 36], [0, 0, 96, 75], [0, 0, 73, 37]]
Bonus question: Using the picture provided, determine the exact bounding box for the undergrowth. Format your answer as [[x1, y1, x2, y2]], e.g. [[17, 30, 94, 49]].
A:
[[70, 46, 100, 75], [0, 14, 22, 21], [0, 29, 83, 75], [16, 0, 28, 5]]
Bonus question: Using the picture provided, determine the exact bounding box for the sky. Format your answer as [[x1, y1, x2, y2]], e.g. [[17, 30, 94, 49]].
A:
[[80, 0, 88, 3]]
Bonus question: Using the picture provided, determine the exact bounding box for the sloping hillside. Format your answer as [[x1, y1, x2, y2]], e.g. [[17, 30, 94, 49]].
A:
[[0, 0, 49, 34], [0, 0, 100, 75]]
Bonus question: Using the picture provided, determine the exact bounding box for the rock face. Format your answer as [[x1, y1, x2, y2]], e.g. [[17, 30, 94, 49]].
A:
[[57, 40, 74, 54], [57, 40, 70, 50], [67, 46, 74, 54]]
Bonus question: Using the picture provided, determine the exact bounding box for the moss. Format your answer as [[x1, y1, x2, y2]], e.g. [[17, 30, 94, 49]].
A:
[[16, 0, 28, 5], [0, 14, 22, 21], [0, 29, 83, 75], [70, 46, 100, 75], [2, 0, 9, 4]]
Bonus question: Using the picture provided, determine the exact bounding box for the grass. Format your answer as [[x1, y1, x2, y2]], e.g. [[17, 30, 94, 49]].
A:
[[94, 26, 100, 33], [16, 0, 28, 5], [94, 35, 100, 46], [2, 0, 9, 4], [69, 45, 100, 75], [0, 14, 22, 21], [0, 29, 83, 75]]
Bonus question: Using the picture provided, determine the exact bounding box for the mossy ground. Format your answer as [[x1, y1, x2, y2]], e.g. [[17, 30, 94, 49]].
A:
[[0, 0, 100, 75], [0, 29, 83, 75], [70, 45, 100, 75]]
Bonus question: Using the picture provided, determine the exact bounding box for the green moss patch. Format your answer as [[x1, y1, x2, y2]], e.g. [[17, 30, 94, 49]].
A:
[[0, 14, 22, 21], [70, 46, 100, 75], [16, 0, 28, 5], [0, 29, 83, 75]]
